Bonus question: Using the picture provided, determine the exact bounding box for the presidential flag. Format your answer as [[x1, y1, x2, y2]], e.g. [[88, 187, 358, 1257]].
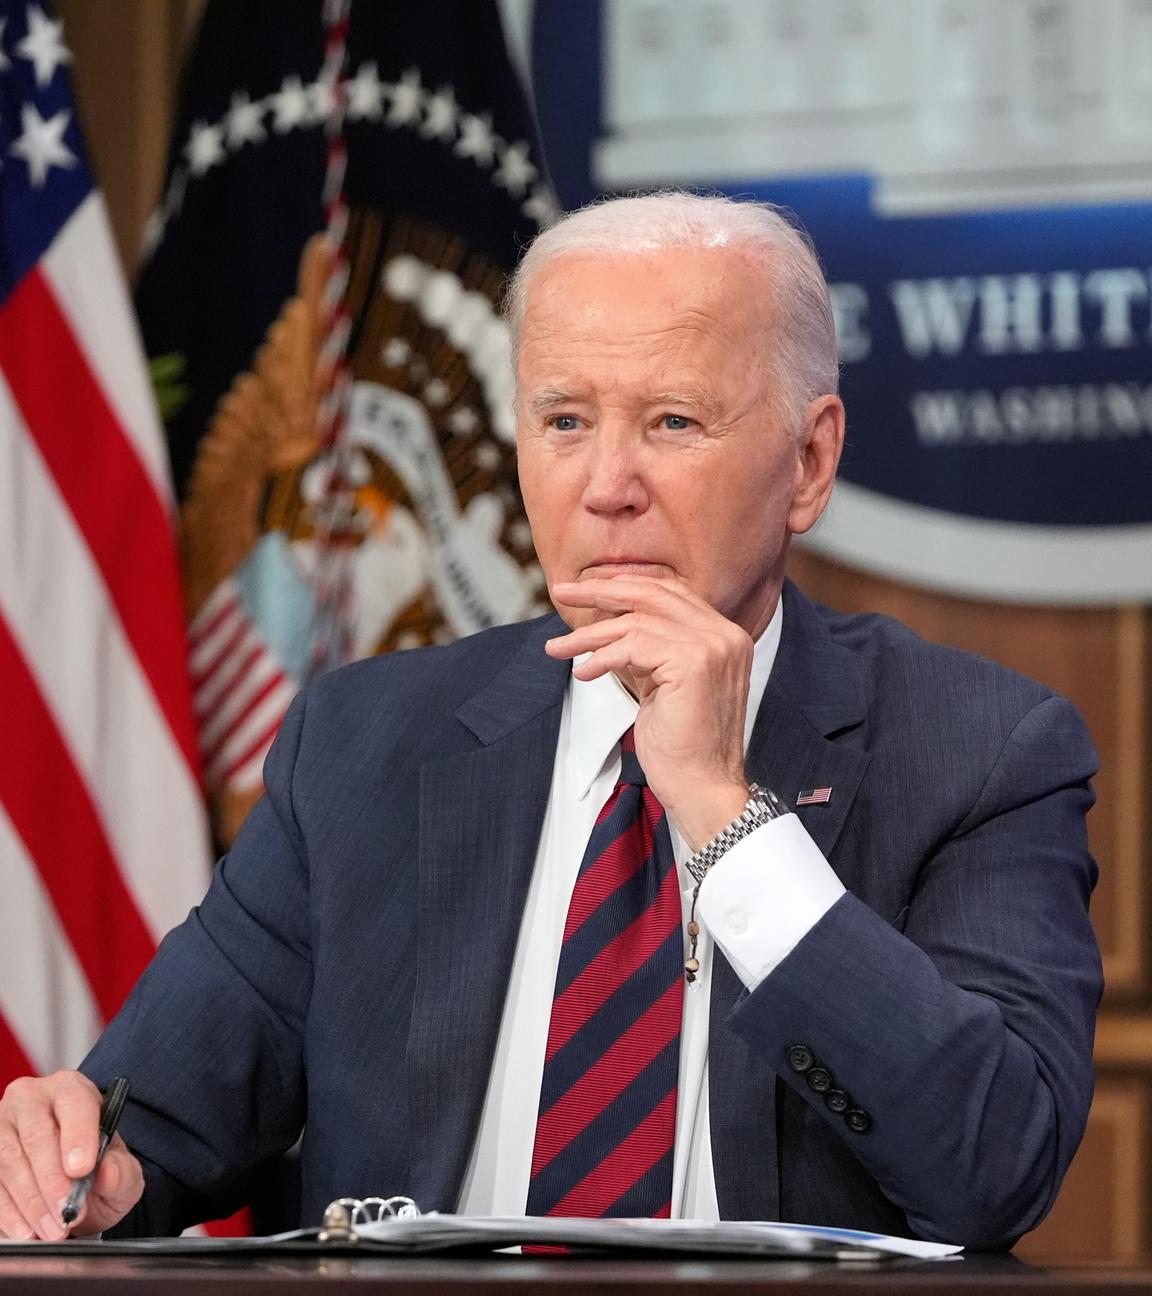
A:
[[0, 0, 210, 1086], [137, 0, 555, 846]]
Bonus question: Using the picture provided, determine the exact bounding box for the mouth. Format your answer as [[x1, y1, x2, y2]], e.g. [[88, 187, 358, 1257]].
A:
[[578, 560, 674, 579]]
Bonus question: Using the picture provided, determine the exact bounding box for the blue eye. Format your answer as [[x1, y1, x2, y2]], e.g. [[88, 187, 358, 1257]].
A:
[[661, 414, 693, 431], [551, 415, 581, 432]]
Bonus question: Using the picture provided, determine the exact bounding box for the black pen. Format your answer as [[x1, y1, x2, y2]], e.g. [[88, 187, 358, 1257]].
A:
[[60, 1077, 130, 1228]]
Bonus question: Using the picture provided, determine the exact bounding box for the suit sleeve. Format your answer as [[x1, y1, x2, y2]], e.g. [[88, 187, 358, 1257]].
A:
[[80, 689, 315, 1236], [720, 693, 1102, 1250]]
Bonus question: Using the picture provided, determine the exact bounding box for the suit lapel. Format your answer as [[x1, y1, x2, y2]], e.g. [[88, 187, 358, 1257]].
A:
[[710, 582, 873, 1221], [405, 617, 569, 1211], [748, 582, 872, 868]]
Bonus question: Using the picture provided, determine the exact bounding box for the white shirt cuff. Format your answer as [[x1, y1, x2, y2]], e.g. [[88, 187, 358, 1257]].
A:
[[695, 813, 845, 990]]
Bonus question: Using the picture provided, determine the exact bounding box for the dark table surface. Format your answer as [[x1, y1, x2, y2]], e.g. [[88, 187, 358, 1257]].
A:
[[2, 1252, 1152, 1295]]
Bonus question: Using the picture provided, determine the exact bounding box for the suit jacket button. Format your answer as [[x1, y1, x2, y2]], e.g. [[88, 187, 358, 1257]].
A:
[[824, 1088, 850, 1114], [806, 1066, 833, 1093], [787, 1045, 814, 1074], [845, 1107, 872, 1134]]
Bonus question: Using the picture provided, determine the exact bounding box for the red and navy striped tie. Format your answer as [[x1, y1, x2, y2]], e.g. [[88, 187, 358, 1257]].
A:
[[526, 727, 684, 1218]]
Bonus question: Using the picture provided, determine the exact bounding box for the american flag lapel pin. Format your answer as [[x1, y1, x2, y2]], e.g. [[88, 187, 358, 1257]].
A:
[[796, 787, 833, 807]]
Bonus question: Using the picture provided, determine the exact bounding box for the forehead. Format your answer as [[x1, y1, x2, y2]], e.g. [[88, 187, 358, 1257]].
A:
[[517, 246, 774, 371]]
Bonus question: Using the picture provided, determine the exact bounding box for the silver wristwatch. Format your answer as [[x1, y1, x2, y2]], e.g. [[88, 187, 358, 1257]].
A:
[[683, 782, 791, 886]]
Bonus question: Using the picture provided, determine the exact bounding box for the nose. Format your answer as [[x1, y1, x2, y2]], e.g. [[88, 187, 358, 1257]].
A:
[[580, 425, 650, 516]]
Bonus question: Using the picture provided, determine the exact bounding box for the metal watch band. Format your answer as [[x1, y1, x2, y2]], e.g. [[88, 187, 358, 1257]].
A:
[[683, 782, 791, 886]]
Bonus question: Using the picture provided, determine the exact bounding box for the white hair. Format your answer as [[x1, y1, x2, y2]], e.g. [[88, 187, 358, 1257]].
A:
[[504, 190, 839, 433]]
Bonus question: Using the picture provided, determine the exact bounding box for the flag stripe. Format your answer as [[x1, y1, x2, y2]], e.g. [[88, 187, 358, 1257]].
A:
[[189, 585, 241, 655], [224, 731, 279, 792], [200, 657, 286, 758], [0, 1012, 35, 1087], [0, 266, 201, 781], [41, 197, 176, 505], [219, 711, 287, 786], [0, 617, 157, 1020], [0, 801, 103, 1074], [0, 379, 209, 942], [201, 669, 290, 773], [192, 618, 253, 696]]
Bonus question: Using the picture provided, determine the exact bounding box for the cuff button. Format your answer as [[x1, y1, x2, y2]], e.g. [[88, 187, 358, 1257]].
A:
[[845, 1108, 872, 1134], [787, 1045, 814, 1074], [824, 1088, 850, 1114], [806, 1067, 833, 1094]]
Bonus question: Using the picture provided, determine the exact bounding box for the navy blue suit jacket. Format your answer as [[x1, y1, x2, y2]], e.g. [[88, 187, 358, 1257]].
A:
[[84, 581, 1102, 1248]]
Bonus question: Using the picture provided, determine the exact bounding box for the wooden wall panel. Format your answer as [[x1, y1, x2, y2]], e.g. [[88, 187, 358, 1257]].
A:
[[56, 0, 205, 275], [1015, 1076, 1150, 1262]]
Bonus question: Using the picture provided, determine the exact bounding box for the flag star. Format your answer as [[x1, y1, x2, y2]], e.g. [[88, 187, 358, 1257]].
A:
[[494, 140, 538, 197], [271, 76, 312, 133], [16, 5, 71, 87], [447, 406, 479, 436], [421, 85, 459, 140], [454, 111, 496, 166], [226, 92, 266, 148], [381, 337, 411, 368], [423, 378, 450, 407], [309, 76, 335, 124], [386, 68, 424, 127], [185, 119, 226, 176], [9, 103, 76, 187], [347, 62, 385, 121], [522, 184, 560, 227], [0, 19, 10, 72]]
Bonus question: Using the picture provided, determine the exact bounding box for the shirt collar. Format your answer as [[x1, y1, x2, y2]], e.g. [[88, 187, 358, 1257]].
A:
[[567, 597, 785, 801]]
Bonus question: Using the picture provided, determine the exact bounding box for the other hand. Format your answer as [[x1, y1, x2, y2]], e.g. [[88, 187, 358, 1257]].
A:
[[547, 574, 755, 849], [0, 1071, 143, 1239]]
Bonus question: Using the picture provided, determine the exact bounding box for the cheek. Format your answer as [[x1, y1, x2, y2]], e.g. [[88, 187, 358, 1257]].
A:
[[519, 455, 576, 579]]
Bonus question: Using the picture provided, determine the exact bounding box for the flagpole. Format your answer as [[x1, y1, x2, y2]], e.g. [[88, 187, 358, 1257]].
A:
[[309, 0, 357, 679]]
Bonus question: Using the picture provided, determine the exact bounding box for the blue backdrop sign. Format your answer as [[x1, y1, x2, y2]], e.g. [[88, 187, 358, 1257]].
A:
[[528, 0, 1152, 604]]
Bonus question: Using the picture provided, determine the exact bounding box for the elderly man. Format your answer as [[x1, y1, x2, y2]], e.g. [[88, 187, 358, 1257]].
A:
[[0, 192, 1100, 1249]]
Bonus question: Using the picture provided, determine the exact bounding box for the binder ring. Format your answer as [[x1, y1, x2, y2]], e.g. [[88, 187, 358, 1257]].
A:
[[340, 1195, 422, 1224]]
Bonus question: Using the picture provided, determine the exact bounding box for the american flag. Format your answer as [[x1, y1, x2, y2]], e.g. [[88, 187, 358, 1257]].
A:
[[0, 1, 209, 1085], [796, 787, 834, 806]]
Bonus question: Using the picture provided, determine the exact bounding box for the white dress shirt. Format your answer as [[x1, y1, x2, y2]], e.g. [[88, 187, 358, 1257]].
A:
[[457, 600, 846, 1218]]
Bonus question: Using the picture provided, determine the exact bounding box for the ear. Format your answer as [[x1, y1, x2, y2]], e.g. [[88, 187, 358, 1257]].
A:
[[788, 395, 845, 536]]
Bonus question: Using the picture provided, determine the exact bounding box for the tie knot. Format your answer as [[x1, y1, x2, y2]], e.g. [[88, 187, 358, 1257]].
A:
[[618, 727, 647, 788]]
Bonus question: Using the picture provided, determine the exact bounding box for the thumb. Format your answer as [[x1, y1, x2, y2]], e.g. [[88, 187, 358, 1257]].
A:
[[72, 1137, 143, 1235]]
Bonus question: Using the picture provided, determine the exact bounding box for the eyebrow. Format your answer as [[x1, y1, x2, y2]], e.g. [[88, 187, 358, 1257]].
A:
[[525, 387, 722, 416], [649, 389, 722, 416], [526, 388, 580, 415]]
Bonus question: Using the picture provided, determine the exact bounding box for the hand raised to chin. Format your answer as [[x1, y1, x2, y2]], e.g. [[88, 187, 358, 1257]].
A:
[[546, 575, 757, 851]]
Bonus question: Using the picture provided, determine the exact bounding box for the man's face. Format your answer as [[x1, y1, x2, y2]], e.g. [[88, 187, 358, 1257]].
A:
[[515, 246, 832, 638]]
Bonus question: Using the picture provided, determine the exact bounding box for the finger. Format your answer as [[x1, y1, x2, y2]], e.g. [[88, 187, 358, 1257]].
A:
[[546, 613, 649, 658], [571, 631, 682, 683], [82, 1140, 143, 1236], [0, 1180, 35, 1241], [547, 610, 718, 662], [0, 1114, 64, 1240], [51, 1074, 104, 1179], [552, 576, 706, 618]]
